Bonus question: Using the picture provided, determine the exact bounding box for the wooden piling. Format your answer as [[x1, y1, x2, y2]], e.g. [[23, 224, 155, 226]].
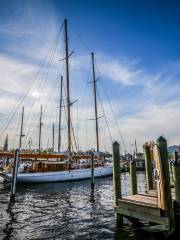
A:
[[10, 149, 19, 202], [143, 144, 153, 191], [173, 151, 180, 206], [113, 141, 123, 224], [91, 153, 94, 188], [156, 136, 175, 234], [130, 159, 137, 195], [113, 141, 121, 207]]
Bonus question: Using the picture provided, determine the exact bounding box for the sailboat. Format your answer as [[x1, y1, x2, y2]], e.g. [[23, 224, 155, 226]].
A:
[[0, 19, 113, 183]]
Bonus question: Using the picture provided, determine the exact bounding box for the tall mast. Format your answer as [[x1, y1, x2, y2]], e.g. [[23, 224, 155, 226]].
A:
[[52, 123, 55, 152], [19, 106, 24, 150], [64, 19, 71, 154], [58, 76, 63, 152], [38, 105, 43, 153], [91, 52, 99, 153]]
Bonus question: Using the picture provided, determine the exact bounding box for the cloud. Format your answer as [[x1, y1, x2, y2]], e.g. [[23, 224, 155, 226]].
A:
[[95, 54, 161, 87], [1, 48, 180, 153], [118, 101, 180, 151]]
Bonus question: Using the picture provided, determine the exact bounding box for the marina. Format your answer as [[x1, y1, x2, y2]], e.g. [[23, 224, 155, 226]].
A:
[[0, 1, 180, 239], [0, 18, 114, 184]]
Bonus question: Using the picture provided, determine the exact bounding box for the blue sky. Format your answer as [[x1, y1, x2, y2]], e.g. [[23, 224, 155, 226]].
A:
[[0, 0, 180, 152]]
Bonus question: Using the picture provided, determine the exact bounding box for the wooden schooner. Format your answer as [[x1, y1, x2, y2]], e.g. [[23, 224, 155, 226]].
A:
[[0, 19, 112, 183]]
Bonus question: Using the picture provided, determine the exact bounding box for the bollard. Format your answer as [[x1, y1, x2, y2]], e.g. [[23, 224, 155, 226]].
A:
[[143, 144, 153, 191], [130, 159, 137, 195], [157, 136, 174, 234], [172, 151, 180, 206], [91, 153, 94, 188], [10, 149, 19, 202]]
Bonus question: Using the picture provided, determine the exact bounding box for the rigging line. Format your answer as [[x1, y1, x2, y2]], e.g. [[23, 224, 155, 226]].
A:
[[0, 23, 64, 139], [2, 30, 59, 130], [43, 74, 62, 112], [10, 111, 22, 149], [99, 80, 127, 151], [93, 54, 127, 150], [36, 38, 60, 104], [19, 39, 61, 146], [20, 66, 61, 149], [96, 87, 113, 143], [29, 33, 61, 111], [62, 80, 78, 152], [22, 38, 61, 140], [24, 70, 59, 149], [63, 103, 78, 152], [38, 77, 61, 146], [69, 25, 92, 52], [16, 25, 62, 144]]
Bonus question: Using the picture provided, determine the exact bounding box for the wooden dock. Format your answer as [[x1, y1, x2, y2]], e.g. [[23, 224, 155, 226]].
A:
[[113, 137, 180, 236]]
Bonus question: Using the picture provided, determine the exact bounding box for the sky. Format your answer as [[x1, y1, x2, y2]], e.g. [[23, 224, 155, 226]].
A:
[[0, 0, 180, 153]]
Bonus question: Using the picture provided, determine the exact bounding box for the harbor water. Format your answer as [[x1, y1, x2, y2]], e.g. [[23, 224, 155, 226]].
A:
[[0, 173, 175, 239]]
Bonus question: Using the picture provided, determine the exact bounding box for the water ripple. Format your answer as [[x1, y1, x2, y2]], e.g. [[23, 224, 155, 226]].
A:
[[0, 172, 171, 239]]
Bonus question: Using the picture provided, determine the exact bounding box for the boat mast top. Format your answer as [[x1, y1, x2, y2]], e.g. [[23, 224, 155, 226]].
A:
[[19, 106, 24, 150], [58, 76, 63, 153], [64, 19, 71, 154], [91, 52, 99, 153]]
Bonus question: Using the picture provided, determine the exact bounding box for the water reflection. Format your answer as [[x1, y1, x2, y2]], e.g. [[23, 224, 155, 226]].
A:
[[3, 203, 16, 240], [0, 173, 177, 239]]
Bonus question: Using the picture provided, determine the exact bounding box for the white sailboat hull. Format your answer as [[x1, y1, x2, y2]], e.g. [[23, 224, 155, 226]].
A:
[[2, 166, 112, 183]]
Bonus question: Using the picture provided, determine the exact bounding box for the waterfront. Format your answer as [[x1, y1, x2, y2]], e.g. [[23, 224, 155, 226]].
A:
[[0, 172, 172, 240]]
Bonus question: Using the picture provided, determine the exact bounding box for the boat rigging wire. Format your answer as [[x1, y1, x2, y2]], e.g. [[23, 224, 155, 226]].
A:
[[96, 87, 113, 143], [0, 22, 64, 140], [62, 80, 78, 152], [22, 37, 62, 148], [69, 25, 92, 52], [93, 57, 127, 151], [99, 80, 127, 151]]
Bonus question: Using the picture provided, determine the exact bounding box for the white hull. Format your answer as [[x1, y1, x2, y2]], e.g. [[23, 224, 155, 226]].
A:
[[1, 166, 112, 183]]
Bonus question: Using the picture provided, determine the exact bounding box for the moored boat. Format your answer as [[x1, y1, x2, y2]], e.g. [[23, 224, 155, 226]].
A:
[[0, 19, 114, 184], [1, 165, 112, 183]]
